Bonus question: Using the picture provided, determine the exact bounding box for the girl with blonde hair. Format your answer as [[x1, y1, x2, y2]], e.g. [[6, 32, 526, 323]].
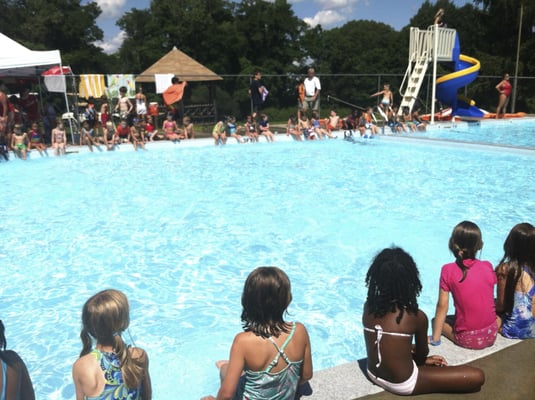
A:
[[72, 289, 151, 400]]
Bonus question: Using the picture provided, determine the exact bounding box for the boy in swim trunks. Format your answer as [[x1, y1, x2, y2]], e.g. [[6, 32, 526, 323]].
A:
[[11, 124, 28, 160], [370, 84, 393, 113]]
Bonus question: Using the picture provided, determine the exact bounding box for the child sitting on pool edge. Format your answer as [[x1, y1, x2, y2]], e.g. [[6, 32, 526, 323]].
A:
[[202, 266, 313, 400], [363, 247, 484, 395], [430, 221, 498, 349], [72, 289, 152, 400]]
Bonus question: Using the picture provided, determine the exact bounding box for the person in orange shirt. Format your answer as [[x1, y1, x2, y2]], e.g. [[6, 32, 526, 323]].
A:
[[163, 76, 187, 122]]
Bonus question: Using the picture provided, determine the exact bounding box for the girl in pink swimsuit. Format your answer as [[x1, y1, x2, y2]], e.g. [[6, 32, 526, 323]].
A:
[[431, 221, 498, 350]]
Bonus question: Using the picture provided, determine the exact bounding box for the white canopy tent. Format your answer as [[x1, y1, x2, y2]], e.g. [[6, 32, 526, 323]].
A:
[[0, 33, 62, 76], [0, 33, 74, 140]]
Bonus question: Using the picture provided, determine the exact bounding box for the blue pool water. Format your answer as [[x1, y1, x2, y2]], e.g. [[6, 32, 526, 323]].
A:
[[409, 117, 535, 148], [1, 128, 534, 399]]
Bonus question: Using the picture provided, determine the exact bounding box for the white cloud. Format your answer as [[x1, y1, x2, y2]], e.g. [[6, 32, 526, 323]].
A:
[[93, 0, 127, 19], [95, 30, 126, 54], [304, 10, 346, 27], [315, 0, 356, 9]]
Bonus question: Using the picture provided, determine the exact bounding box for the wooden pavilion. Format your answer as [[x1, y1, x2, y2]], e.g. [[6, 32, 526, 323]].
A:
[[136, 47, 222, 123]]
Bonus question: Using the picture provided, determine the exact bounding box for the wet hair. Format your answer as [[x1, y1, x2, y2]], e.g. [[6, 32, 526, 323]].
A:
[[365, 247, 422, 324], [498, 223, 535, 314], [79, 289, 144, 389], [448, 221, 483, 283], [241, 266, 292, 338]]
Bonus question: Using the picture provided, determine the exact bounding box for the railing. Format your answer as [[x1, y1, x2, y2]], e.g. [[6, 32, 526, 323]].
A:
[[409, 26, 457, 63]]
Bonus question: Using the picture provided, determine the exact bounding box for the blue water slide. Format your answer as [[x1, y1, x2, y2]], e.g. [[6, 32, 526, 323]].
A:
[[435, 33, 484, 118]]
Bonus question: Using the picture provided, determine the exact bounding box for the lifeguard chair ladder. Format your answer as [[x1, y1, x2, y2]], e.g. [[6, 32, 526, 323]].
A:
[[399, 26, 457, 122]]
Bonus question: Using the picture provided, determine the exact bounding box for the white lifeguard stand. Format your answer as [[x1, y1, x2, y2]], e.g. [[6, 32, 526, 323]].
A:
[[399, 26, 458, 124]]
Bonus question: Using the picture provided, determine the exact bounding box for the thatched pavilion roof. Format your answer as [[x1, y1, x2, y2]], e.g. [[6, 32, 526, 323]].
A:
[[135, 46, 222, 83]]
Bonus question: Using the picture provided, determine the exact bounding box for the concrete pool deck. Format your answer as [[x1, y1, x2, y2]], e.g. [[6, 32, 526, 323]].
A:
[[304, 335, 535, 400]]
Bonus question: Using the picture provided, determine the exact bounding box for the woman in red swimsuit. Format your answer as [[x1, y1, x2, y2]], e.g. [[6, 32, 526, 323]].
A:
[[495, 73, 511, 118]]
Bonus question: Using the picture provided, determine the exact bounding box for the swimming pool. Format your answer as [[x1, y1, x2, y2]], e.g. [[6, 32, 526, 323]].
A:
[[1, 131, 534, 399], [408, 117, 535, 148]]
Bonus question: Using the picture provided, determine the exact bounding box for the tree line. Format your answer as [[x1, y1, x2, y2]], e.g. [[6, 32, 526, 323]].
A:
[[1, 0, 534, 116]]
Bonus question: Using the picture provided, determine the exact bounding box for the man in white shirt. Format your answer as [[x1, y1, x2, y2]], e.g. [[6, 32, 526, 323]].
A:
[[302, 68, 321, 115]]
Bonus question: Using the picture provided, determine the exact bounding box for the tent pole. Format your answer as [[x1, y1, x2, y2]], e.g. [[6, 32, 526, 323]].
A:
[[59, 64, 75, 144]]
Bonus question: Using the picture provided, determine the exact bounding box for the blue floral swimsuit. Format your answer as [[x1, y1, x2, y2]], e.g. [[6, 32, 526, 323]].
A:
[[85, 349, 141, 400], [501, 266, 535, 339]]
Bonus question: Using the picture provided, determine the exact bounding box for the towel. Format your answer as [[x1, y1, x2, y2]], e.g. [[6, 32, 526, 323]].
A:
[[155, 74, 175, 94], [107, 74, 136, 99], [79, 74, 105, 98], [163, 81, 187, 106], [44, 75, 66, 93]]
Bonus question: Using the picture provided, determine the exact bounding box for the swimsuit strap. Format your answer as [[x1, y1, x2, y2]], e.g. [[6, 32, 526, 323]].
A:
[[522, 266, 535, 296], [266, 322, 296, 372], [1, 360, 7, 400], [522, 266, 535, 281], [364, 324, 411, 368]]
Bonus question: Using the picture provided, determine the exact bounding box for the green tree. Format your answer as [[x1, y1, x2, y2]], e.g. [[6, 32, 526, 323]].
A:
[[0, 0, 108, 72]]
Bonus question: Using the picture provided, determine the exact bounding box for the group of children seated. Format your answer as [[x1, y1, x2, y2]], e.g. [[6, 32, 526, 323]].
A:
[[79, 113, 195, 153], [2, 112, 196, 159], [211, 111, 339, 146], [339, 104, 427, 141], [2, 100, 430, 160], [362, 220, 535, 396]]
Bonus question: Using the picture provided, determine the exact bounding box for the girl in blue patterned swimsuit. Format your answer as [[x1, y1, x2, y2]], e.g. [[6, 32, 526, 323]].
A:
[[72, 289, 152, 400], [202, 266, 313, 400], [496, 223, 535, 338]]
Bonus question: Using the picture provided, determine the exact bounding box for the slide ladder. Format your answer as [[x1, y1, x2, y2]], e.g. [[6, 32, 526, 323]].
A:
[[399, 52, 429, 113]]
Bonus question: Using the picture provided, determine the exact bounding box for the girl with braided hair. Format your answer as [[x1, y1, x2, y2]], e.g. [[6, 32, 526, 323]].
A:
[[72, 289, 151, 400], [363, 247, 484, 395], [431, 221, 498, 349]]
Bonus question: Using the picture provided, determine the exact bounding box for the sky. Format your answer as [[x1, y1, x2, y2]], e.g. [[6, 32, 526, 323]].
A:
[[88, 0, 472, 54]]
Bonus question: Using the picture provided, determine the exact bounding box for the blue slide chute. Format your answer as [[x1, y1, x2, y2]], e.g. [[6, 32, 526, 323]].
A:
[[435, 34, 484, 118]]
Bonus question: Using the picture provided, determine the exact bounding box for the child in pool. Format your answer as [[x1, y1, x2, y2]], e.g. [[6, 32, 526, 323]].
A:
[[363, 247, 484, 395], [202, 266, 313, 400], [72, 289, 152, 400], [0, 320, 35, 399], [495, 222, 535, 338], [431, 221, 498, 349]]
